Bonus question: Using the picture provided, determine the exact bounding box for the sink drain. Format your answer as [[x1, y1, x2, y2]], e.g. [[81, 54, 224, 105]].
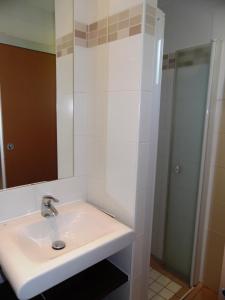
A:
[[52, 240, 66, 250]]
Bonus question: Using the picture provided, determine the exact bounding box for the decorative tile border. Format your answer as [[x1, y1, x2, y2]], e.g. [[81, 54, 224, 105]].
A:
[[57, 3, 157, 55], [163, 53, 176, 70], [75, 3, 156, 48], [145, 4, 156, 35], [176, 45, 211, 67], [75, 22, 88, 48], [56, 32, 74, 57], [163, 45, 211, 70]]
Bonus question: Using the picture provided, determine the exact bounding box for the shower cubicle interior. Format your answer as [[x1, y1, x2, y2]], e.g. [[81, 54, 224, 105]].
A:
[[152, 44, 212, 283]]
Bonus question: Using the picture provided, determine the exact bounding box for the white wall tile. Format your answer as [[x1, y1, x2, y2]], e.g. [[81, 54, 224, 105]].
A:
[[141, 33, 156, 92], [137, 142, 151, 191], [92, 91, 108, 139], [75, 136, 88, 176], [95, 44, 109, 92], [139, 91, 153, 142], [0, 177, 87, 223], [74, 93, 91, 136], [74, 47, 95, 93], [96, 0, 109, 20], [105, 140, 138, 226], [109, 0, 143, 15], [107, 91, 141, 142], [0, 185, 36, 222], [108, 35, 142, 91], [88, 178, 106, 208], [88, 138, 106, 180], [75, 0, 95, 24], [34, 177, 87, 208]]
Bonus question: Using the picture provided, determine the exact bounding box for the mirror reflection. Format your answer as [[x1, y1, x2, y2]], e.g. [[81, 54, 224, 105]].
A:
[[0, 0, 74, 189]]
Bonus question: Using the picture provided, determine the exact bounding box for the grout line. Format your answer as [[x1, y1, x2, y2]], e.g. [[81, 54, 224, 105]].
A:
[[149, 267, 189, 300]]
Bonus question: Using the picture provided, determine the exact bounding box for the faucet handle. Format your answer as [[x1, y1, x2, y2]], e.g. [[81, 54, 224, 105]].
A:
[[42, 195, 59, 207]]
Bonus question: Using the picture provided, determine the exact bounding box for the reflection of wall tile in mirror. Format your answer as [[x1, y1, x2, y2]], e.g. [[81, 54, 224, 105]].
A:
[[56, 32, 74, 57]]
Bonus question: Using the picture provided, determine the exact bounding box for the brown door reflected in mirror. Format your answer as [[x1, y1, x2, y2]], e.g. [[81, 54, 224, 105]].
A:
[[0, 44, 57, 188]]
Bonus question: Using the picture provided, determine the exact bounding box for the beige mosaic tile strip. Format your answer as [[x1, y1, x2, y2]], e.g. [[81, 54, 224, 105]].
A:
[[163, 53, 176, 70], [163, 45, 211, 70], [56, 32, 74, 57], [176, 45, 211, 67], [145, 4, 156, 35], [75, 21, 88, 47], [87, 4, 143, 47], [74, 3, 156, 48]]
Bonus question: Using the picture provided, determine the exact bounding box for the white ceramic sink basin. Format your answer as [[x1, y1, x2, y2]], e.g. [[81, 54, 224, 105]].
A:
[[0, 201, 134, 299]]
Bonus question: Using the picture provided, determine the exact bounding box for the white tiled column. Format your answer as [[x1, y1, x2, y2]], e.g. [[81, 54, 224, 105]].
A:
[[74, 1, 161, 299], [132, 6, 164, 300]]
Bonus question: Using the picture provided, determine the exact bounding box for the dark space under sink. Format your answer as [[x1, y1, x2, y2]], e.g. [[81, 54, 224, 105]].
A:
[[0, 260, 128, 300]]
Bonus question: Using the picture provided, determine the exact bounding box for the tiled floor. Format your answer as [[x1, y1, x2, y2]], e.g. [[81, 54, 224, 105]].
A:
[[149, 257, 218, 300], [148, 267, 184, 299], [149, 256, 190, 300]]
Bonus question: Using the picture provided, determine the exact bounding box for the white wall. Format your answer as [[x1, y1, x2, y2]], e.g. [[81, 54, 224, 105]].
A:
[[159, 0, 225, 54], [0, 0, 55, 53]]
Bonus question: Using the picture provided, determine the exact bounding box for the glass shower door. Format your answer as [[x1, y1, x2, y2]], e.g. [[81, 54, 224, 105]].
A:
[[164, 45, 211, 281]]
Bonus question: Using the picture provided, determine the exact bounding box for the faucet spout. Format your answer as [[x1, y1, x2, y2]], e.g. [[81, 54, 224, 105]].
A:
[[41, 195, 59, 218]]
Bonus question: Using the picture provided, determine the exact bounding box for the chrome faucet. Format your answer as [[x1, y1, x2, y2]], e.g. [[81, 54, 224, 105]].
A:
[[41, 195, 59, 218]]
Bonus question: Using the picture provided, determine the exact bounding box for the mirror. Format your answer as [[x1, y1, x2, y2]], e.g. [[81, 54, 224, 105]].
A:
[[0, 0, 74, 189]]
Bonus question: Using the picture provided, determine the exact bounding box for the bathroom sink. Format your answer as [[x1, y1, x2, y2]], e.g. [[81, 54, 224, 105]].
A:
[[0, 201, 134, 300]]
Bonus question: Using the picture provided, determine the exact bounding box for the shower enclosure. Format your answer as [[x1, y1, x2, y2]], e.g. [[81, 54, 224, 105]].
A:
[[152, 44, 212, 282]]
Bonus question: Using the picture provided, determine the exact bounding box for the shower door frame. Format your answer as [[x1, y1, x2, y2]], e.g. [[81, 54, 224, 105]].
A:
[[190, 39, 224, 286], [159, 40, 222, 286], [163, 42, 213, 283]]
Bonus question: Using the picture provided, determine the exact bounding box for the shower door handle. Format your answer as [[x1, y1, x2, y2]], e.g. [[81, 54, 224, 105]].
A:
[[174, 164, 181, 174]]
